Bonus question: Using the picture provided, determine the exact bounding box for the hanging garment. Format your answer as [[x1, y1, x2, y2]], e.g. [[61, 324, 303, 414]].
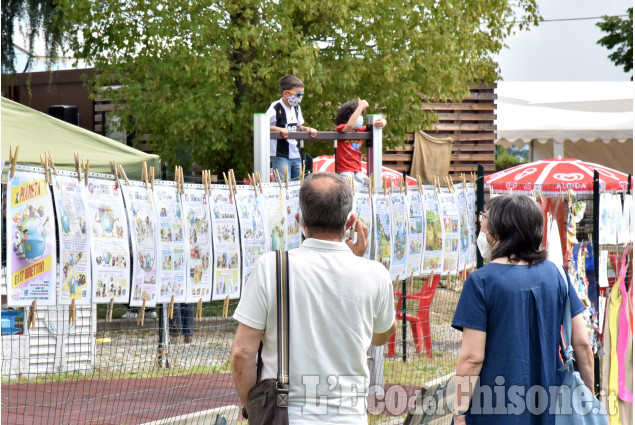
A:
[[409, 130, 453, 184]]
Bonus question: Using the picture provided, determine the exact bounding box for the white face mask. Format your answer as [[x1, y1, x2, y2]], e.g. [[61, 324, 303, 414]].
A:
[[354, 116, 364, 129], [477, 231, 493, 259], [287, 95, 301, 107]]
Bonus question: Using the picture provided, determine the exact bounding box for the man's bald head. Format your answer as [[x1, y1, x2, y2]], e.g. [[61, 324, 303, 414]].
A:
[[299, 173, 353, 234]]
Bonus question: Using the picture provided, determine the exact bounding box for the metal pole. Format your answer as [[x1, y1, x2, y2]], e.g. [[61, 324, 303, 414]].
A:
[[476, 164, 484, 269], [253, 114, 270, 180], [402, 278, 407, 362], [628, 174, 632, 194], [366, 114, 383, 191], [592, 169, 600, 394]]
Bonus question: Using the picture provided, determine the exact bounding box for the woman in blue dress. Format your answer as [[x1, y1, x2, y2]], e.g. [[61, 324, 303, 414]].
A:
[[452, 194, 594, 424]]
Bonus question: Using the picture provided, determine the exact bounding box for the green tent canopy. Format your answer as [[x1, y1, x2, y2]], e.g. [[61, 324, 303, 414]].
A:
[[1, 97, 160, 180]]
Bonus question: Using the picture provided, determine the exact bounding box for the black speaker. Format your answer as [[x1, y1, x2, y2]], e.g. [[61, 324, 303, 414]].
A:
[[48, 105, 79, 126]]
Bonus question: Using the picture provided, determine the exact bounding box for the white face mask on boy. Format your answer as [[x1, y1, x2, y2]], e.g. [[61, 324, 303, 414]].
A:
[[477, 231, 493, 259], [354, 116, 364, 129], [287, 95, 301, 107]]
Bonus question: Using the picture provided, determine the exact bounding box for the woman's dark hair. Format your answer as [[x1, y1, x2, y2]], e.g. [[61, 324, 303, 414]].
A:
[[486, 194, 547, 266], [336, 100, 358, 125]]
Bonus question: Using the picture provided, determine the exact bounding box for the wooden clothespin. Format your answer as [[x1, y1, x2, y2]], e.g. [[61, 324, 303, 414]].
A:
[[383, 176, 387, 197], [74, 152, 82, 182], [417, 176, 423, 194], [118, 164, 131, 186], [142, 161, 149, 193], [9, 145, 19, 178], [196, 298, 203, 320], [256, 172, 264, 193], [107, 298, 114, 322], [222, 295, 230, 318], [284, 166, 289, 190], [462, 173, 467, 192], [150, 167, 155, 193], [168, 295, 175, 319], [174, 166, 181, 194], [180, 166, 186, 194], [300, 164, 305, 183], [83, 159, 90, 186], [223, 171, 229, 186], [110, 161, 120, 188], [47, 151, 57, 176], [69, 299, 76, 326], [249, 174, 258, 196], [274, 169, 283, 190], [29, 300, 37, 329], [404, 177, 408, 195], [137, 299, 147, 326], [40, 153, 50, 183]]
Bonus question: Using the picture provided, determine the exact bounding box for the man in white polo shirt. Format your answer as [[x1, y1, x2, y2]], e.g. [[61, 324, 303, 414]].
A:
[[232, 172, 396, 424]]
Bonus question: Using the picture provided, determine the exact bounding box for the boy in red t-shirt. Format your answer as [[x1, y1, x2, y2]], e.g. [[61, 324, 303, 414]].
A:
[[335, 98, 386, 185]]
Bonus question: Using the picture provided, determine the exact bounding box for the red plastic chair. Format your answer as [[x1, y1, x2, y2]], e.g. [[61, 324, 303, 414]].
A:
[[388, 274, 440, 359]]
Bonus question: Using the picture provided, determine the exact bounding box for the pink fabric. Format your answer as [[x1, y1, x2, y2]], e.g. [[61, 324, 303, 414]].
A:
[[617, 247, 633, 402]]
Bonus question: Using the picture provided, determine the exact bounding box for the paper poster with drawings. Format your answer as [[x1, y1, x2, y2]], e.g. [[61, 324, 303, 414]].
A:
[[52, 172, 91, 305], [153, 182, 187, 304], [599, 193, 616, 245], [372, 194, 392, 271], [421, 188, 443, 275], [456, 189, 470, 272], [286, 183, 302, 250], [182, 185, 213, 302], [86, 176, 130, 303], [439, 189, 459, 275], [211, 187, 241, 300], [235, 187, 267, 289], [121, 182, 158, 307], [261, 184, 287, 252], [622, 194, 633, 243], [466, 183, 477, 268], [405, 191, 424, 278], [6, 168, 57, 306], [389, 192, 409, 280], [352, 191, 373, 259]]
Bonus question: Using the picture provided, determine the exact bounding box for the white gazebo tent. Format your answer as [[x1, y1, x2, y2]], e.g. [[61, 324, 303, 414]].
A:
[[496, 82, 633, 175]]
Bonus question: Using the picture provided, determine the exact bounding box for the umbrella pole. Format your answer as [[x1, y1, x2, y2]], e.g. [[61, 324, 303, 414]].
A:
[[592, 169, 601, 395]]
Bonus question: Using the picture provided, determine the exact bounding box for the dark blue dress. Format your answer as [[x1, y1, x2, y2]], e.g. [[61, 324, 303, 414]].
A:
[[452, 261, 585, 425]]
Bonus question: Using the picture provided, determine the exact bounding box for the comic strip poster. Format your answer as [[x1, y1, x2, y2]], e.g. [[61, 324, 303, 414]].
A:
[[153, 182, 187, 303], [182, 184, 213, 302], [211, 187, 241, 300], [261, 184, 287, 252], [122, 182, 158, 307], [6, 168, 57, 306], [389, 192, 409, 280], [466, 183, 477, 268], [421, 188, 443, 275], [235, 187, 267, 290], [286, 183, 302, 250], [456, 188, 470, 273], [439, 189, 459, 275], [352, 191, 373, 259], [599, 193, 616, 245], [372, 194, 392, 271], [52, 172, 91, 305], [87, 176, 130, 303], [405, 190, 424, 278]]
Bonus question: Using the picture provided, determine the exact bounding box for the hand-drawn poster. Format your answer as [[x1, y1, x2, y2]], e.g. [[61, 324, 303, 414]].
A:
[[122, 182, 158, 307], [182, 184, 213, 302], [87, 176, 130, 303], [456, 188, 470, 273], [405, 191, 424, 278], [235, 187, 267, 290], [421, 188, 443, 275], [466, 183, 477, 268], [52, 172, 91, 305], [614, 194, 625, 245], [439, 189, 459, 275], [286, 183, 302, 250], [599, 193, 616, 245], [7, 168, 57, 306], [261, 184, 287, 252], [211, 187, 241, 300], [352, 191, 373, 259], [622, 194, 633, 243], [372, 194, 392, 271], [154, 182, 187, 303], [389, 192, 409, 280]]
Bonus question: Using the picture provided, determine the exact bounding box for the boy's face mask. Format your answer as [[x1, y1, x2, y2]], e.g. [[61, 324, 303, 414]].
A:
[[285, 90, 303, 107], [354, 116, 364, 129]]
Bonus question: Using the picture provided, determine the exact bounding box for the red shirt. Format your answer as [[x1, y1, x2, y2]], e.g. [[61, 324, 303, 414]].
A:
[[335, 124, 367, 173]]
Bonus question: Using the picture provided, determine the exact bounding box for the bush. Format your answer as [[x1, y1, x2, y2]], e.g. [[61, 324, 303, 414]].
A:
[[495, 151, 522, 171]]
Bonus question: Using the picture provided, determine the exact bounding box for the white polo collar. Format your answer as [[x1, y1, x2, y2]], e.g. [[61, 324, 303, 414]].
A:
[[301, 238, 353, 253]]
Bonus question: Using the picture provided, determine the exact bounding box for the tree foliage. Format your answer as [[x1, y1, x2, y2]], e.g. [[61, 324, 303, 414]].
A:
[[1, 0, 66, 74], [596, 8, 633, 79], [61, 0, 539, 175]]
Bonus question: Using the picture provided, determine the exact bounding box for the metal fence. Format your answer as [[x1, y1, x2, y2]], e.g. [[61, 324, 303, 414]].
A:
[[1, 275, 464, 425]]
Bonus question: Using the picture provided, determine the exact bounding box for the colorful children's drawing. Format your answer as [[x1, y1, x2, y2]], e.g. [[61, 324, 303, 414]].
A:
[[154, 182, 187, 303], [86, 176, 130, 303], [122, 182, 158, 307], [286, 183, 302, 250], [466, 183, 477, 268], [439, 189, 459, 275], [261, 184, 287, 252], [352, 191, 373, 259], [389, 192, 409, 280], [235, 187, 267, 289], [421, 188, 443, 275], [182, 185, 213, 302], [456, 189, 470, 272], [372, 194, 392, 271], [6, 169, 57, 306], [52, 172, 91, 305], [211, 187, 240, 300], [405, 191, 424, 278]]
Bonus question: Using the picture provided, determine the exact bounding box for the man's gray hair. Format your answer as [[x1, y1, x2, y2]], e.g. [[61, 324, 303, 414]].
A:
[[299, 173, 353, 233]]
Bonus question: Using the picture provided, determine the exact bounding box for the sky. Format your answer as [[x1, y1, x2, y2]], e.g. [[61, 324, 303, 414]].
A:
[[495, 0, 632, 81], [13, 0, 633, 81]]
